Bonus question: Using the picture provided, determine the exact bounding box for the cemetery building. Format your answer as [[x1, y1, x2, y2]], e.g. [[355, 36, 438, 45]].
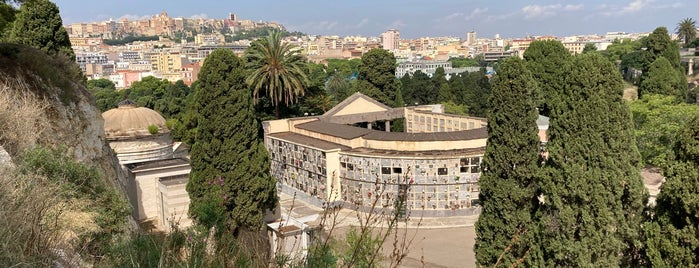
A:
[[263, 93, 488, 217], [103, 100, 192, 231]]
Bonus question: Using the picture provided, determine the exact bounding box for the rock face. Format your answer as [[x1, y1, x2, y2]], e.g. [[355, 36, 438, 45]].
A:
[[0, 44, 124, 193]]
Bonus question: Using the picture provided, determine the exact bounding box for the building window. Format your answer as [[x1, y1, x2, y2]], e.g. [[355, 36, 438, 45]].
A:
[[381, 167, 392, 174], [348, 163, 354, 171], [392, 167, 403, 174], [341, 162, 347, 168], [437, 168, 448, 175]]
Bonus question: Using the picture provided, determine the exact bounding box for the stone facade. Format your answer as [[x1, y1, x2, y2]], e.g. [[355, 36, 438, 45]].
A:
[[264, 93, 487, 217]]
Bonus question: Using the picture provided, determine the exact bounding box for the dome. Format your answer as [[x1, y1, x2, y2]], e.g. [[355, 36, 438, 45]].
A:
[[103, 100, 169, 139]]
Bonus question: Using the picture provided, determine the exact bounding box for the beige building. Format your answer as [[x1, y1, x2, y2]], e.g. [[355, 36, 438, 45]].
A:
[[381, 29, 400, 51], [563, 41, 585, 55], [150, 50, 188, 76], [263, 93, 487, 217], [103, 100, 192, 231]]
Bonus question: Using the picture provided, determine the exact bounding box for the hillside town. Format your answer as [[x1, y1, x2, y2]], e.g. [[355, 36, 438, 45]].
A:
[[68, 11, 655, 88]]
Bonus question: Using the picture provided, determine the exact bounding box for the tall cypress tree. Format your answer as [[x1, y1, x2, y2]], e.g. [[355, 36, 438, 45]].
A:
[[638, 56, 687, 101], [523, 40, 571, 116], [644, 115, 699, 266], [536, 53, 647, 266], [187, 49, 277, 232], [357, 48, 400, 106], [9, 0, 74, 60], [639, 27, 685, 101], [475, 57, 541, 267]]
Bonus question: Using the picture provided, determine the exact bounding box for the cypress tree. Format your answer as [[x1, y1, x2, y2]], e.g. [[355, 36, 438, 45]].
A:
[[9, 0, 74, 60], [187, 49, 277, 232], [536, 53, 647, 266], [638, 56, 686, 101], [523, 40, 571, 116], [357, 48, 400, 105], [644, 115, 699, 266], [475, 57, 541, 267]]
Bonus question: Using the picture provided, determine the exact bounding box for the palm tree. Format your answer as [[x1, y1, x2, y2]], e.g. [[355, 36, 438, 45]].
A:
[[676, 17, 697, 46], [246, 30, 308, 118]]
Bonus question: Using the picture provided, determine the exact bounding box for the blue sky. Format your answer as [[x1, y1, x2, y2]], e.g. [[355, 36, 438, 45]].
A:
[[54, 0, 696, 39]]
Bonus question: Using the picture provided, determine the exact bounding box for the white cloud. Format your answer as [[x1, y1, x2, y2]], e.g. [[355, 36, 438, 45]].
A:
[[521, 4, 562, 19], [521, 3, 584, 19], [601, 0, 680, 16], [119, 14, 151, 21], [444, 12, 464, 21], [564, 4, 584, 11], [465, 8, 488, 20], [388, 20, 406, 29], [189, 13, 209, 20], [318, 21, 339, 30], [621, 0, 654, 13], [355, 18, 370, 28]]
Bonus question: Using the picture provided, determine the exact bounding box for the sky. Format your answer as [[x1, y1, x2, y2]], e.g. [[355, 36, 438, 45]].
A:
[[54, 0, 696, 39]]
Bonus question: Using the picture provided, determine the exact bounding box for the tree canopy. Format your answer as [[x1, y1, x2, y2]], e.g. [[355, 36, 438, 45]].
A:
[[356, 48, 400, 107], [187, 49, 277, 232], [638, 56, 686, 101], [475, 57, 541, 267], [9, 0, 73, 60], [523, 40, 571, 116], [246, 30, 309, 118], [644, 115, 699, 266], [630, 94, 699, 168], [536, 53, 647, 266], [676, 18, 697, 46]]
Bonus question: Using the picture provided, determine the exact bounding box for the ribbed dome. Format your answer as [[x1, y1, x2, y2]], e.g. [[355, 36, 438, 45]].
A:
[[102, 100, 169, 139]]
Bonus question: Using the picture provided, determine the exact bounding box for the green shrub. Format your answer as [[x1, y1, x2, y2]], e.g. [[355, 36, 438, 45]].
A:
[[18, 146, 131, 258], [148, 124, 159, 135]]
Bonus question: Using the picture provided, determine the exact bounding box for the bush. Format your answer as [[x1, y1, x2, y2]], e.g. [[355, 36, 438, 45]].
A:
[[148, 124, 159, 135], [0, 167, 65, 266], [630, 94, 699, 167], [17, 146, 131, 258]]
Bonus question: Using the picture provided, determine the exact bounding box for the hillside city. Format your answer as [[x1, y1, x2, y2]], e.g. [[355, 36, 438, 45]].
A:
[[69, 11, 655, 88], [1, 1, 699, 267]]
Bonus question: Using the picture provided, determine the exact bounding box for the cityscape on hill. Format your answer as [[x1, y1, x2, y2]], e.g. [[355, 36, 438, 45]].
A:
[[68, 10, 662, 88], [1, 0, 699, 267]]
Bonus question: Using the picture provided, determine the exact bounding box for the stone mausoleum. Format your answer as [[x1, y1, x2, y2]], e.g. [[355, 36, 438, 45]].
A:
[[103, 100, 192, 231], [263, 93, 488, 217]]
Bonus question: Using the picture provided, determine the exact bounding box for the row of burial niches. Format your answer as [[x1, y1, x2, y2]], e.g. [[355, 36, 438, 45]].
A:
[[267, 139, 329, 200], [340, 154, 482, 210]]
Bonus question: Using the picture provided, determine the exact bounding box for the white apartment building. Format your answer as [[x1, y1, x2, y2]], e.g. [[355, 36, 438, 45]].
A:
[[382, 29, 400, 51]]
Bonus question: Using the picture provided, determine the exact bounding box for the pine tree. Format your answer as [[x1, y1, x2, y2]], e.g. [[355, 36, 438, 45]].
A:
[[9, 0, 73, 60], [475, 57, 541, 267], [523, 40, 571, 116], [187, 49, 277, 232], [644, 115, 699, 267], [535, 53, 647, 266]]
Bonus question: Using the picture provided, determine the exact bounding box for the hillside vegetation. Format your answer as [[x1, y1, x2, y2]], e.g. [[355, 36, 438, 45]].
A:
[[0, 44, 133, 265]]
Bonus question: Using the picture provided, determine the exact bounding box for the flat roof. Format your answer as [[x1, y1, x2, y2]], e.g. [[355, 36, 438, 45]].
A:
[[295, 120, 372, 139], [295, 120, 487, 142], [268, 132, 349, 151], [364, 128, 487, 141], [127, 157, 189, 172]]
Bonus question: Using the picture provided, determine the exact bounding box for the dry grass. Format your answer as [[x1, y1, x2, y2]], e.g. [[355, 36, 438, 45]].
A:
[[623, 83, 638, 101], [0, 166, 67, 265], [0, 77, 49, 157]]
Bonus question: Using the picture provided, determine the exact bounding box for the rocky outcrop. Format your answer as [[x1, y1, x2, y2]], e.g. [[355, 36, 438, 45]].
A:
[[0, 44, 121, 184]]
